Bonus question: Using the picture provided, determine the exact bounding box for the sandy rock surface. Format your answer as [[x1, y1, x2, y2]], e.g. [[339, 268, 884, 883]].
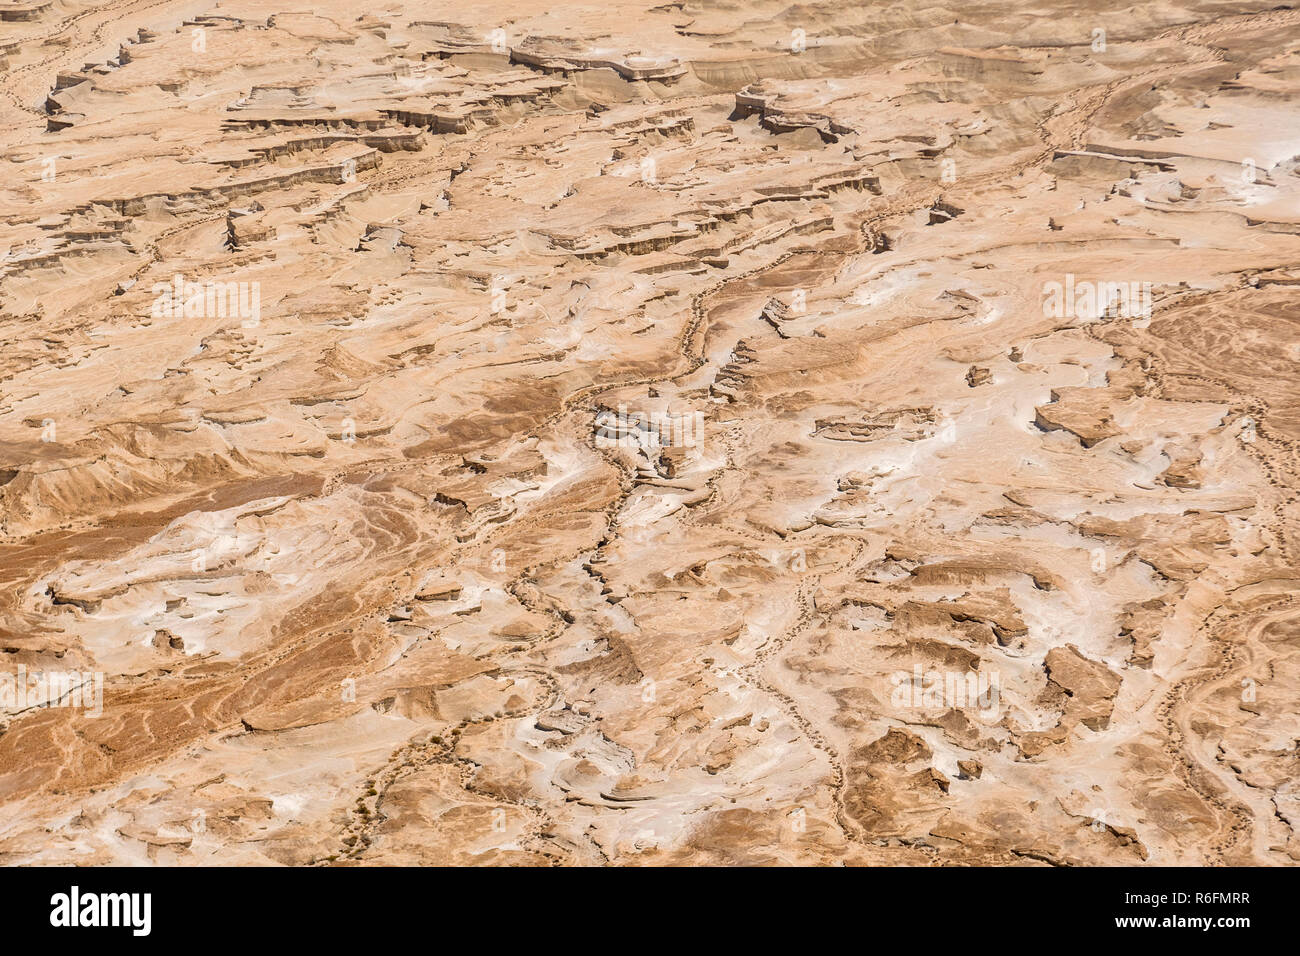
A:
[[1, 0, 1298, 865]]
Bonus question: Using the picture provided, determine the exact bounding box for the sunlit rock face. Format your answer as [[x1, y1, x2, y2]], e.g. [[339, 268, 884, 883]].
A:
[[0, 0, 1297, 866]]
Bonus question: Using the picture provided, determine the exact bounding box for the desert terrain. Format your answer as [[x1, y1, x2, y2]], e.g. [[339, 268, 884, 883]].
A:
[[0, 0, 1298, 865]]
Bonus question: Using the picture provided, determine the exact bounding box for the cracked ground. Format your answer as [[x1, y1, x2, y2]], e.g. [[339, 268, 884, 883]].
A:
[[0, 0, 1298, 865]]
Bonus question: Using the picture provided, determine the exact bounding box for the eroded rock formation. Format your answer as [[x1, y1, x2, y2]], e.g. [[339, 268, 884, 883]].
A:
[[0, 0, 1297, 866]]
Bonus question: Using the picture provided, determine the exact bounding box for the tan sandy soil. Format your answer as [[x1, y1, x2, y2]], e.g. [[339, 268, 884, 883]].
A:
[[0, 0, 1298, 865]]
